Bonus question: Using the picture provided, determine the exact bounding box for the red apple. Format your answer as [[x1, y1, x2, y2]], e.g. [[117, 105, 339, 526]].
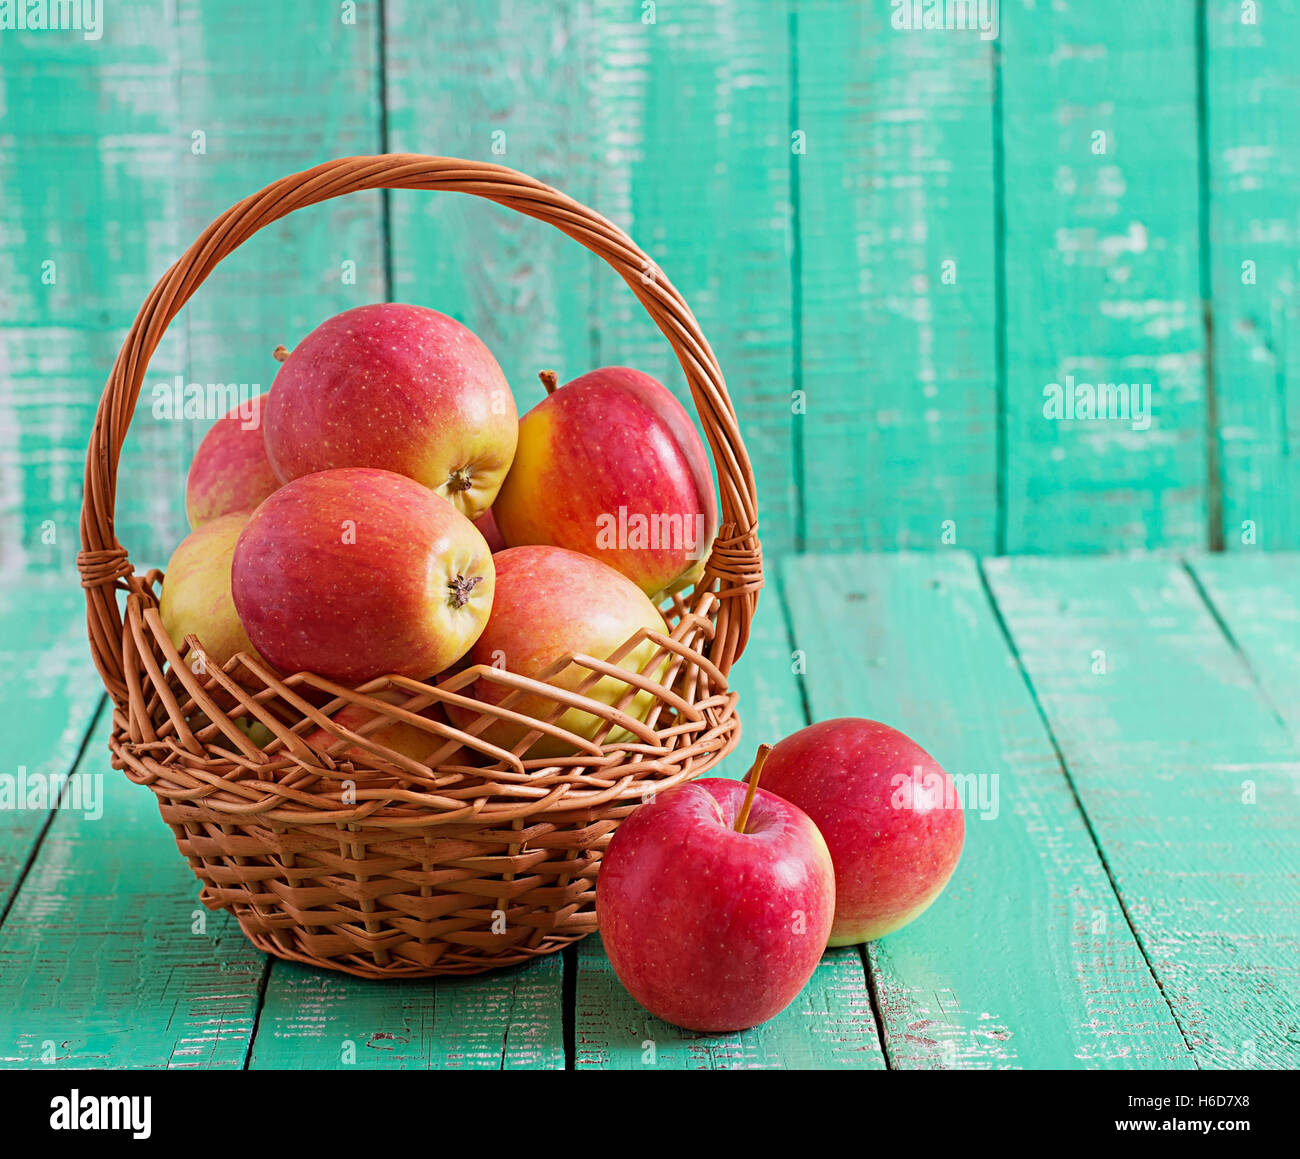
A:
[[493, 367, 717, 600], [231, 467, 494, 683], [185, 393, 279, 528], [160, 511, 263, 671], [446, 545, 667, 757], [596, 760, 836, 1032], [756, 719, 965, 945], [474, 507, 506, 552], [301, 696, 444, 767], [263, 303, 518, 520]]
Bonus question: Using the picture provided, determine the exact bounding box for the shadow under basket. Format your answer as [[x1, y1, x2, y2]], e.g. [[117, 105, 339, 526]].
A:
[[77, 154, 763, 979]]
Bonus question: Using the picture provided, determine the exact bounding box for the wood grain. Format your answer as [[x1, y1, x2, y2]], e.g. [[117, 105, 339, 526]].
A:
[[986, 555, 1300, 1068], [1000, 1, 1207, 551], [0, 582, 105, 914], [0, 710, 266, 1069], [784, 552, 1191, 1068], [0, 2, 189, 575], [795, 2, 998, 554], [581, 0, 798, 555], [248, 957, 564, 1070], [383, 0, 598, 421], [172, 0, 387, 539]]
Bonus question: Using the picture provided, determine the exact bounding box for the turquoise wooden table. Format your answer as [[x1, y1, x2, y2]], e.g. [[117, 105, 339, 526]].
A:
[[3, 2, 1300, 1069], [1, 551, 1297, 1069]]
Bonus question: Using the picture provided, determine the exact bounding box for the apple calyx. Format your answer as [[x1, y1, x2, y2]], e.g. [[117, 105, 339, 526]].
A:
[[447, 574, 484, 608], [273, 344, 291, 363], [734, 743, 773, 834], [446, 466, 474, 493], [538, 369, 559, 394]]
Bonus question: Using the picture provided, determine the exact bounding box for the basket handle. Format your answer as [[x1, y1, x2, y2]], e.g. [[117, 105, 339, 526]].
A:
[[78, 155, 763, 705]]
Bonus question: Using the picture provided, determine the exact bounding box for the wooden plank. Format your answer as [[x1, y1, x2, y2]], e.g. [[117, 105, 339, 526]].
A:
[[0, 581, 106, 912], [795, 2, 998, 553], [710, 577, 807, 785], [986, 555, 1300, 1068], [0, 708, 267, 1069], [0, 3, 188, 576], [1000, 1, 1207, 551], [248, 957, 564, 1070], [1189, 552, 1300, 739], [1205, 0, 1300, 549], [574, 572, 887, 1069], [383, 0, 596, 423], [783, 552, 1191, 1068]]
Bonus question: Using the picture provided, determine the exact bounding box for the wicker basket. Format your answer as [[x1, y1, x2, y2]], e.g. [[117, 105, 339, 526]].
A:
[[77, 155, 762, 979]]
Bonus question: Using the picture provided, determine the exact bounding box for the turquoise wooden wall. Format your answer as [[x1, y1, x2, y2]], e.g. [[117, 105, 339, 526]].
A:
[[1, 0, 1296, 576]]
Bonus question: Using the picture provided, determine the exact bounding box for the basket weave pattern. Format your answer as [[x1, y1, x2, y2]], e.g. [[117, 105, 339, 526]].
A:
[[77, 155, 762, 978]]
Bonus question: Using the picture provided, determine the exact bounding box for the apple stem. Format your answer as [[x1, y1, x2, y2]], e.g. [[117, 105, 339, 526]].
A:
[[734, 744, 772, 835], [539, 369, 559, 394], [273, 344, 290, 363], [448, 574, 484, 608]]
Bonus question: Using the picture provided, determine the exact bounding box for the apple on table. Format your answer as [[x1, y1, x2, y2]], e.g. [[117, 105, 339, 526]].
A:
[[757, 718, 965, 945], [596, 747, 836, 1032]]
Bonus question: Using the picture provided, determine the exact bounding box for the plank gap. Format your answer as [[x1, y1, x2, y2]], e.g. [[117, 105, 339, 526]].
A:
[[857, 944, 894, 1071], [788, 4, 806, 554], [1195, 0, 1225, 552], [239, 956, 274, 1072], [1183, 558, 1295, 746], [991, 38, 1009, 557], [0, 693, 107, 934], [974, 557, 1199, 1065]]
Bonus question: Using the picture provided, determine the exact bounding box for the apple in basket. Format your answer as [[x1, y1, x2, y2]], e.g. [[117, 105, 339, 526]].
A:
[[263, 303, 518, 520], [300, 693, 445, 769], [444, 545, 669, 758], [231, 467, 494, 684], [160, 510, 263, 671], [185, 392, 279, 528], [493, 367, 717, 600], [474, 507, 507, 553], [596, 749, 836, 1032]]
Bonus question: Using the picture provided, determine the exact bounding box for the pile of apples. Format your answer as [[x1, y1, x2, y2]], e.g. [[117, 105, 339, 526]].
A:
[[598, 717, 966, 1032], [161, 302, 718, 758]]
